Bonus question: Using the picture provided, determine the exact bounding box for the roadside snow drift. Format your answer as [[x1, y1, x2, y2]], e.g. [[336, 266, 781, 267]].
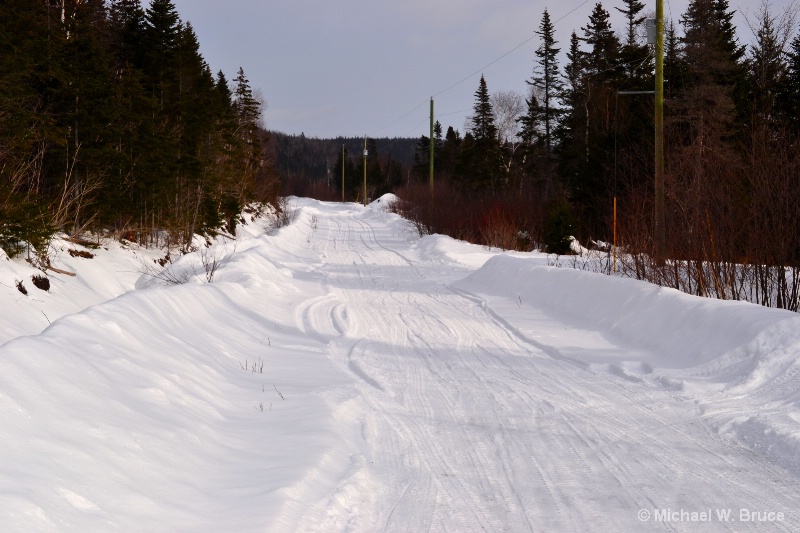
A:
[[1, 197, 798, 532]]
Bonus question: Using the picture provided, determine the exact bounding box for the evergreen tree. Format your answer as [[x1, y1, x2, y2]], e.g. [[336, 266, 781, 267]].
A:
[[440, 126, 461, 180], [434, 120, 443, 158], [664, 20, 686, 99], [616, 0, 646, 48], [413, 134, 431, 179], [108, 0, 146, 68], [556, 31, 588, 185], [615, 0, 650, 81], [143, 0, 180, 110], [582, 3, 620, 78], [679, 0, 746, 142], [781, 31, 800, 131], [412, 122, 443, 182], [461, 75, 502, 189], [470, 76, 498, 142], [231, 67, 263, 209], [555, 3, 624, 239], [0, 0, 55, 254], [516, 88, 545, 191], [517, 90, 542, 148], [412, 120, 443, 180], [0, 0, 273, 252], [39, 0, 116, 233], [530, 9, 562, 155], [747, 2, 789, 127]]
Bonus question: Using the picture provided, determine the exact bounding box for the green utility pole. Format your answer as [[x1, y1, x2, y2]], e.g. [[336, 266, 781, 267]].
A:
[[654, 0, 665, 260], [342, 144, 345, 203], [363, 136, 368, 206], [429, 98, 434, 194]]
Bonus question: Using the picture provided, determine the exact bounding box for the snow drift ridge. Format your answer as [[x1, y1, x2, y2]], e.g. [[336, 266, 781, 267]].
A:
[[454, 254, 800, 385]]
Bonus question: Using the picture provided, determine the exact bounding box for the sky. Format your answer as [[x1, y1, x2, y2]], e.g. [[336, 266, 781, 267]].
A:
[[163, 0, 796, 139]]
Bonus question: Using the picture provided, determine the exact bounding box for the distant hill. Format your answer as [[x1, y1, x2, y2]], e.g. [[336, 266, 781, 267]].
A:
[[269, 132, 418, 183]]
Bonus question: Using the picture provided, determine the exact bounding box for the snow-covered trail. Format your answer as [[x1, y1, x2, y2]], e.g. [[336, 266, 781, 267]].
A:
[[287, 205, 800, 532], [2, 198, 798, 532]]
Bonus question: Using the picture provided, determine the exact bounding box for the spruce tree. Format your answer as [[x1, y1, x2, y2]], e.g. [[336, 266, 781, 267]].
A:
[[440, 126, 461, 180], [747, 2, 789, 127], [530, 9, 562, 155], [517, 90, 541, 148], [45, 0, 115, 233], [680, 0, 746, 139], [556, 31, 588, 184], [413, 121, 444, 181], [470, 75, 498, 142], [0, 0, 54, 254], [109, 0, 146, 67], [616, 0, 646, 48], [463, 75, 501, 189], [232, 67, 263, 205], [581, 3, 620, 78], [143, 0, 181, 110], [615, 0, 650, 81], [559, 3, 622, 239], [0, 0, 271, 249], [664, 20, 685, 99], [781, 32, 800, 131]]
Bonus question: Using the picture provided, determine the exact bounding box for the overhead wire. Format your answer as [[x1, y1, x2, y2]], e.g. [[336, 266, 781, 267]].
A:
[[365, 0, 595, 139], [432, 0, 594, 99], [373, 107, 474, 155]]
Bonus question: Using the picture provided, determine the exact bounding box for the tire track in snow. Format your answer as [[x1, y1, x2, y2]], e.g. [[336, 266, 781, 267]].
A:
[[292, 206, 800, 532]]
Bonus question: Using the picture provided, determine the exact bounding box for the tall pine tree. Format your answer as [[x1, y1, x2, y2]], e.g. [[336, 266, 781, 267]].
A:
[[530, 9, 562, 155], [461, 75, 501, 189]]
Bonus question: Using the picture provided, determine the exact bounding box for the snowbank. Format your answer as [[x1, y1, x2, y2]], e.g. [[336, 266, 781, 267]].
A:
[[2, 199, 799, 529], [368, 193, 398, 210], [0, 238, 162, 345], [454, 255, 798, 376], [452, 254, 800, 474]]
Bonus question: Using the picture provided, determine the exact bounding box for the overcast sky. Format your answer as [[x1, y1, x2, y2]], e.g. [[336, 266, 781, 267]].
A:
[[163, 0, 796, 139]]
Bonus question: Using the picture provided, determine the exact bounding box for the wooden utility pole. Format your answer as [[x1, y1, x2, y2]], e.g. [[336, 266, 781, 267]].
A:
[[341, 144, 345, 203], [654, 0, 665, 260], [363, 136, 368, 206], [429, 98, 434, 194]]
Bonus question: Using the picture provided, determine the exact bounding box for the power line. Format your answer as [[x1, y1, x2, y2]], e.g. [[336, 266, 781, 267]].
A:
[[432, 0, 594, 99], [371, 117, 430, 155], [437, 108, 471, 118], [366, 0, 595, 137], [367, 98, 429, 136]]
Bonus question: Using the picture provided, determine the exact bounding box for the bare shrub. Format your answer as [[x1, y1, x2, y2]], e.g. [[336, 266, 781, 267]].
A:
[[479, 201, 525, 250], [268, 197, 299, 233], [390, 179, 542, 251], [609, 118, 800, 312]]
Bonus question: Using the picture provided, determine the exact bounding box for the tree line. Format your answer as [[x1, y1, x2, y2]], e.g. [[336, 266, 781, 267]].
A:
[[391, 0, 800, 309], [0, 0, 276, 258], [272, 133, 417, 201]]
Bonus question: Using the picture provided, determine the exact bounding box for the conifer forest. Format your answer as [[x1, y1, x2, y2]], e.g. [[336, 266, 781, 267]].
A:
[[1, 0, 275, 255]]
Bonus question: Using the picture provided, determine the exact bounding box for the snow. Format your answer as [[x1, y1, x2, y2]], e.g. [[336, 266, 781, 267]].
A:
[[1, 198, 799, 531]]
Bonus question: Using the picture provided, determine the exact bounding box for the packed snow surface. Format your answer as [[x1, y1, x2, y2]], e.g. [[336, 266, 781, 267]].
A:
[[1, 197, 799, 532]]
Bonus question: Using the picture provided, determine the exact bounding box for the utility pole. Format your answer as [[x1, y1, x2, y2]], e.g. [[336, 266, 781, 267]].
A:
[[654, 0, 665, 260], [363, 136, 368, 206], [341, 144, 345, 203], [429, 98, 434, 194]]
